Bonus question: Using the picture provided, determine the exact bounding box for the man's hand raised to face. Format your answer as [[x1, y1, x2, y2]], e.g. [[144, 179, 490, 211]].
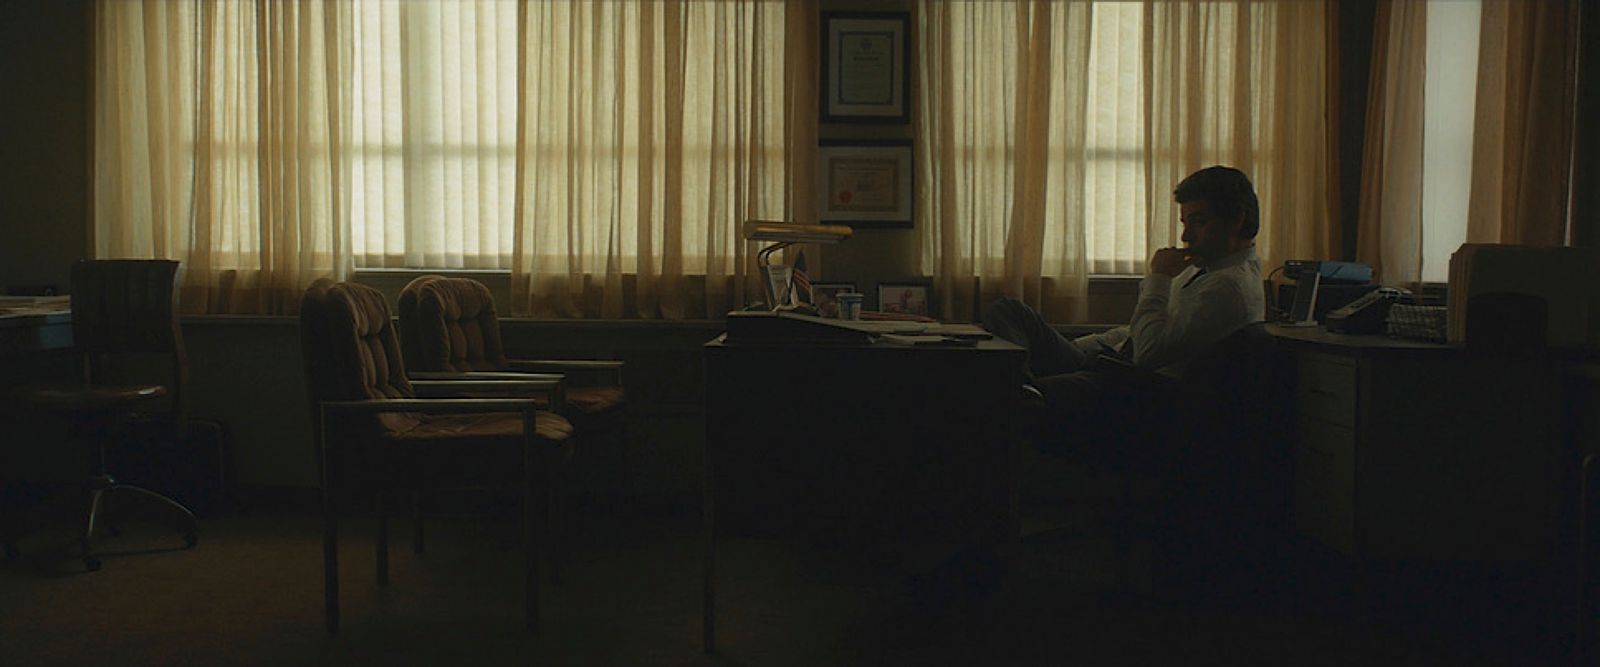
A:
[[1149, 247, 1194, 277]]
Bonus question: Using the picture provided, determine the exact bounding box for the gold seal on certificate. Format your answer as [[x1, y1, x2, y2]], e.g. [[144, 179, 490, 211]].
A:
[[816, 140, 913, 228]]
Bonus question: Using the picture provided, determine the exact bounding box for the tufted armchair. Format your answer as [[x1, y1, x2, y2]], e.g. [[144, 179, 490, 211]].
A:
[[397, 276, 627, 425], [397, 276, 632, 540], [299, 279, 575, 632]]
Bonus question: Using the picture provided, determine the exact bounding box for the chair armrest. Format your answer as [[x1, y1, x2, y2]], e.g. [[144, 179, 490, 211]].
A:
[[409, 379, 566, 411], [319, 397, 540, 415], [411, 379, 562, 394], [409, 370, 565, 383], [506, 359, 624, 385], [1090, 353, 1179, 389], [507, 359, 624, 371]]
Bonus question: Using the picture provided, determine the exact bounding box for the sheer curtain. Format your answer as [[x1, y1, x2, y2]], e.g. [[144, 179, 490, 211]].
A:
[[1144, 0, 1337, 275], [348, 0, 518, 270], [1355, 0, 1428, 286], [510, 0, 817, 319], [1359, 0, 1580, 286], [94, 0, 809, 318], [916, 0, 1093, 324], [1466, 0, 1581, 247], [915, 0, 1336, 324], [94, 0, 353, 314]]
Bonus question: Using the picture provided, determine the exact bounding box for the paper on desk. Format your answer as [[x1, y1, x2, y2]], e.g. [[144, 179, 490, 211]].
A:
[[853, 321, 930, 334], [876, 334, 976, 347]]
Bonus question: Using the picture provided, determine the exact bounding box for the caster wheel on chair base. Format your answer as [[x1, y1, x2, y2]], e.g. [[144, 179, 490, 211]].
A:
[[183, 533, 197, 548], [84, 556, 101, 572]]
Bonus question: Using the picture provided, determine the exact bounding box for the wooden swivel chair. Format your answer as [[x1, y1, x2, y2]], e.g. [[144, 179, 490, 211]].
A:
[[397, 276, 630, 552], [4, 260, 199, 571], [299, 279, 575, 631], [1024, 323, 1293, 596]]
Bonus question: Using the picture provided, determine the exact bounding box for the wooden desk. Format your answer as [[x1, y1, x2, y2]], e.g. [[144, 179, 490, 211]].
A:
[[1270, 324, 1565, 562], [1, 307, 73, 388], [0, 308, 72, 353], [701, 333, 1025, 652]]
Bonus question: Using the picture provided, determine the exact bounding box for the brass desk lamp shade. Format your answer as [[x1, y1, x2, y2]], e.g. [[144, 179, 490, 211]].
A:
[[742, 220, 852, 309]]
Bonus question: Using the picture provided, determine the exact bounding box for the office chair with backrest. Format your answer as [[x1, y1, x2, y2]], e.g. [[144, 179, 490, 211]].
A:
[[1026, 322, 1293, 596], [299, 279, 575, 631], [397, 275, 629, 561], [5, 260, 199, 571]]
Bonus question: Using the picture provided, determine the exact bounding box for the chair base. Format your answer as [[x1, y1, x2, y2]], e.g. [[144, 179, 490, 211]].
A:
[[79, 477, 199, 571]]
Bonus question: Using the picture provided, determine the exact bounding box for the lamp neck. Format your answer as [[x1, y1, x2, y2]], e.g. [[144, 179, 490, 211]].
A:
[[757, 242, 793, 266]]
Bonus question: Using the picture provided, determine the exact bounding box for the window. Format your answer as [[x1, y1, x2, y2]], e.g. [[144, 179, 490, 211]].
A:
[[347, 1, 518, 270], [1420, 0, 1481, 282]]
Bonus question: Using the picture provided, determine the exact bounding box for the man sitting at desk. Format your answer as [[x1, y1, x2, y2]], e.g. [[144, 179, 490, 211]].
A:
[[982, 165, 1266, 443]]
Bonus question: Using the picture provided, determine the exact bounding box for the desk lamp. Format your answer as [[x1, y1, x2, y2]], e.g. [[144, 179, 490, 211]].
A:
[[742, 220, 852, 310]]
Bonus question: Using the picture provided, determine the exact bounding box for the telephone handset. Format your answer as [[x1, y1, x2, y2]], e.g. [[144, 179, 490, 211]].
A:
[[1325, 287, 1408, 334]]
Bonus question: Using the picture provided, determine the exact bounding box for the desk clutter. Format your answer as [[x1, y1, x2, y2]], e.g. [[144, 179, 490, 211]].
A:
[[1385, 303, 1448, 343], [1277, 244, 1600, 351], [0, 295, 70, 317]]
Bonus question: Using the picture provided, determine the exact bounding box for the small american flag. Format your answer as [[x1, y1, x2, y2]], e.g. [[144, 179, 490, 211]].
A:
[[791, 249, 812, 305]]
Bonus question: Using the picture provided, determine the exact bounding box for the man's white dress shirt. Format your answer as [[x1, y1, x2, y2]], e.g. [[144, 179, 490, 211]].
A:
[[1074, 245, 1265, 378]]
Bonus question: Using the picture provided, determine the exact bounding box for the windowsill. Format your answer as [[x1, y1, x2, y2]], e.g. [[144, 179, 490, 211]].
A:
[[353, 268, 511, 276], [353, 268, 1149, 281]]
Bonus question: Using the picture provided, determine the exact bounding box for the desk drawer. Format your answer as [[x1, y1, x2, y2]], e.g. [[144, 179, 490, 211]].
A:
[[1294, 420, 1356, 556], [1296, 354, 1357, 428]]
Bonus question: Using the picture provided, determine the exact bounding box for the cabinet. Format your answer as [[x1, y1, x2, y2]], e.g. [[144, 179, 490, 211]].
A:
[[1273, 325, 1564, 562]]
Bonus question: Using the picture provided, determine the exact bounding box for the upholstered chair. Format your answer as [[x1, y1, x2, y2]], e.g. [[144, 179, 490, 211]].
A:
[[299, 279, 575, 632], [396, 276, 627, 423], [397, 276, 631, 535]]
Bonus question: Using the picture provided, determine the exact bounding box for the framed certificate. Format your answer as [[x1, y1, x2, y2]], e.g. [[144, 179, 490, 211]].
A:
[[816, 139, 913, 228], [820, 12, 910, 123]]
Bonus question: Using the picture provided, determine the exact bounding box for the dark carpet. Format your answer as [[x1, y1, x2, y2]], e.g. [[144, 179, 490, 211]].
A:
[[0, 494, 1568, 666]]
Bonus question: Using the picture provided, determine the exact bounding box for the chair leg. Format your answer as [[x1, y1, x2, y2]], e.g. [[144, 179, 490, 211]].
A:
[[82, 487, 108, 572], [412, 487, 425, 555], [104, 485, 199, 545], [376, 490, 389, 586], [548, 469, 563, 586]]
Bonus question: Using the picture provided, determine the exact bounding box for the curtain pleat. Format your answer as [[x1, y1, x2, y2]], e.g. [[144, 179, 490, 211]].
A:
[[1146, 0, 1333, 276], [95, 0, 351, 315], [1356, 0, 1428, 287], [510, 0, 812, 319], [915, 0, 1092, 324], [1466, 0, 1581, 247], [919, 0, 1333, 324]]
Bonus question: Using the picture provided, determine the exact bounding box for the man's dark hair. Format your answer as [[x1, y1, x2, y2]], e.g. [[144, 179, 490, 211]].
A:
[[1173, 166, 1259, 240]]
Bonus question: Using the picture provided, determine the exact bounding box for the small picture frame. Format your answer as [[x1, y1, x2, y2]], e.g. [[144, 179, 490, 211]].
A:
[[821, 12, 911, 123], [877, 282, 932, 317], [817, 139, 914, 228], [812, 282, 857, 319]]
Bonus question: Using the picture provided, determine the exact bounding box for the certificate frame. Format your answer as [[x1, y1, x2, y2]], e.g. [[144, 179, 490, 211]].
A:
[[820, 12, 911, 123], [816, 139, 914, 229]]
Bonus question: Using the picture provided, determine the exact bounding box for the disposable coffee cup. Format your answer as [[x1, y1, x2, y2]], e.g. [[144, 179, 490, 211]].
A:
[[836, 292, 864, 321]]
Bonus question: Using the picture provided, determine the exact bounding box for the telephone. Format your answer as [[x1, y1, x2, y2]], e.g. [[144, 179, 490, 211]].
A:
[[1324, 287, 1409, 334]]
